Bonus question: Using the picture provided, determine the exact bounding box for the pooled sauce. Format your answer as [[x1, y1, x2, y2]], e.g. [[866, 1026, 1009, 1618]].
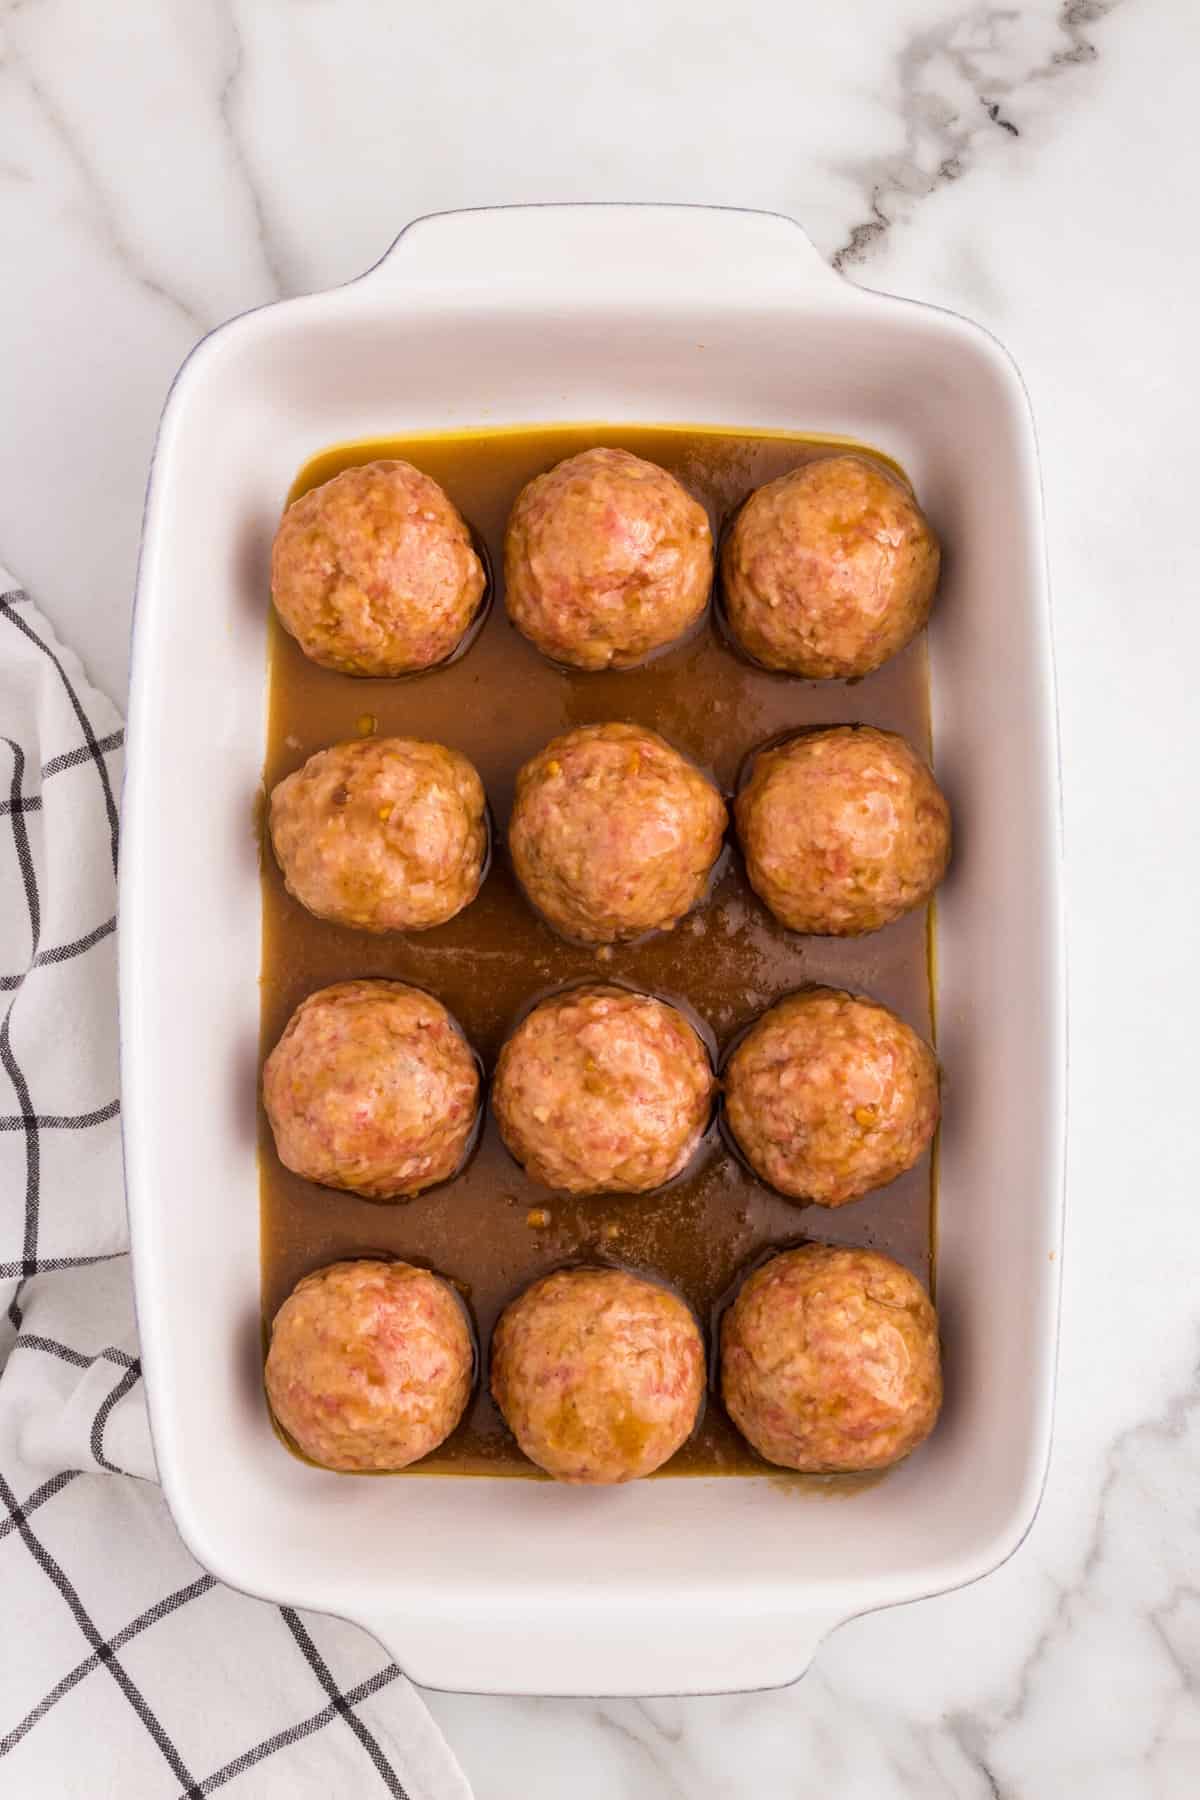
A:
[[259, 425, 936, 1479]]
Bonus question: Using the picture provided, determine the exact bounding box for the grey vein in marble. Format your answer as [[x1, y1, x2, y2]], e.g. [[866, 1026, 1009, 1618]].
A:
[[0, 9, 207, 334], [215, 0, 290, 299], [937, 1355, 1200, 1790], [594, 1706, 692, 1799], [834, 0, 1123, 269]]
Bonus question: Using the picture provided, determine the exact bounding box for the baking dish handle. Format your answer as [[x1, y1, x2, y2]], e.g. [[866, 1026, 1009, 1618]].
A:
[[360, 203, 848, 306], [347, 1597, 848, 1698]]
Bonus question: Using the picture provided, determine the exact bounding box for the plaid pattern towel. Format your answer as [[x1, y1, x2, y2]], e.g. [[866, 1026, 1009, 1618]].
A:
[[0, 580, 472, 1799]]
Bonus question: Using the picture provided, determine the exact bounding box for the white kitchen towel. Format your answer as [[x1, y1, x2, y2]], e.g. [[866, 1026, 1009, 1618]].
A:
[[0, 579, 473, 1800]]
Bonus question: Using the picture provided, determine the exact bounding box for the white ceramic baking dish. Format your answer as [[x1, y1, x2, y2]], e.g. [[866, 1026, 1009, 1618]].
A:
[[120, 204, 1065, 1697]]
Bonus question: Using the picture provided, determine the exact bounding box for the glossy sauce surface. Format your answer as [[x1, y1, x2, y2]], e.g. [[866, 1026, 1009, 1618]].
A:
[[260, 424, 937, 1479]]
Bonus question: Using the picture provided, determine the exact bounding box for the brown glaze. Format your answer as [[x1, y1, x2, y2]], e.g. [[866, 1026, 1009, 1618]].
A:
[[260, 424, 937, 1479]]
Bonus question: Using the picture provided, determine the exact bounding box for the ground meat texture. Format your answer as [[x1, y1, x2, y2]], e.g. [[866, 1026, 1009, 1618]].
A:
[[723, 988, 939, 1206], [504, 447, 712, 669], [508, 723, 727, 944], [736, 725, 950, 935], [263, 981, 479, 1200], [269, 737, 487, 933], [265, 1260, 473, 1472], [490, 1268, 705, 1483], [721, 455, 939, 679], [492, 986, 714, 1195], [720, 1245, 941, 1473], [271, 459, 486, 676]]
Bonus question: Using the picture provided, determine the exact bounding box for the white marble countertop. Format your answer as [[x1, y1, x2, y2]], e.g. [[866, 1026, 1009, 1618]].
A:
[[3, 1, 1197, 1792]]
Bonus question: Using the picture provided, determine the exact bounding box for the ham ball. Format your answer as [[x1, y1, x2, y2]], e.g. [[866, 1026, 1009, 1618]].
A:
[[269, 736, 487, 934], [723, 988, 939, 1206], [263, 981, 480, 1200], [493, 986, 714, 1195], [736, 725, 950, 936], [266, 1259, 473, 1471], [721, 454, 939, 678], [504, 448, 712, 669], [491, 1267, 705, 1483], [271, 459, 486, 676], [508, 723, 726, 944], [721, 1245, 942, 1473]]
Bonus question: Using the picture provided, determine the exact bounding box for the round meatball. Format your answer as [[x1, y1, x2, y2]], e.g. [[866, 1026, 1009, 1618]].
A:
[[509, 723, 727, 944], [504, 447, 712, 669], [723, 989, 939, 1205], [721, 455, 939, 678], [271, 459, 486, 676], [493, 986, 714, 1195], [736, 725, 950, 935], [266, 1259, 473, 1472], [490, 1267, 705, 1483], [269, 737, 487, 933], [263, 981, 480, 1200], [721, 1245, 941, 1472]]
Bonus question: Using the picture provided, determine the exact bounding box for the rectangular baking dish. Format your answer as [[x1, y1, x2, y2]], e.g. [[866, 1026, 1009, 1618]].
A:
[[121, 204, 1065, 1697]]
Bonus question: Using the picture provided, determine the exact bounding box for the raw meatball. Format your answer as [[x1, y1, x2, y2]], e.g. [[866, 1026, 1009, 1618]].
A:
[[490, 1267, 705, 1483], [493, 986, 714, 1195], [271, 459, 486, 676], [269, 737, 487, 933], [263, 981, 480, 1200], [504, 447, 712, 669], [266, 1259, 473, 1471], [509, 723, 727, 944], [723, 988, 939, 1205], [721, 455, 939, 678], [721, 1245, 941, 1472], [736, 725, 950, 935]]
